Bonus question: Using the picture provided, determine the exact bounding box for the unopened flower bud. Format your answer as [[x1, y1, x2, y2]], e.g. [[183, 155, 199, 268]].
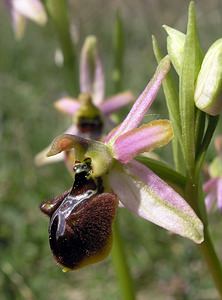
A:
[[194, 39, 222, 115], [163, 25, 185, 75]]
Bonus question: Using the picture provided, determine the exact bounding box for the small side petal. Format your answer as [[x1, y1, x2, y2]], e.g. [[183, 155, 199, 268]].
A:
[[35, 126, 77, 166], [47, 134, 90, 157], [109, 161, 204, 243], [93, 50, 105, 106], [35, 145, 64, 166], [100, 91, 134, 115], [13, 0, 47, 25], [112, 120, 173, 163], [107, 56, 170, 143], [54, 98, 79, 115], [217, 178, 222, 211]]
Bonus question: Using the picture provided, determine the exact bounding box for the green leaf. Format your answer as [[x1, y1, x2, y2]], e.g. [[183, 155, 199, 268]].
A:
[[136, 156, 186, 189], [152, 35, 185, 171], [163, 25, 185, 75]]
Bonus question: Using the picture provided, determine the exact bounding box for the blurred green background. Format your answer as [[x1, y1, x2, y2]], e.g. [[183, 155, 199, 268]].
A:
[[1, 1, 222, 299]]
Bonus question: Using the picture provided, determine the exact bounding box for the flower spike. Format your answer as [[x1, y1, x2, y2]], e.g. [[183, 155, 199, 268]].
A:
[[45, 61, 204, 243]]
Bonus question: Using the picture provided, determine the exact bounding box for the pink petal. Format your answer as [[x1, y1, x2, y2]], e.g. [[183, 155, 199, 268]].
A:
[[108, 160, 203, 243], [13, 0, 47, 25], [93, 51, 105, 106], [107, 56, 170, 143], [217, 178, 222, 211], [112, 120, 173, 163], [203, 177, 218, 193], [80, 36, 105, 105], [205, 191, 216, 212], [5, 0, 26, 39], [54, 98, 80, 115], [100, 91, 134, 115]]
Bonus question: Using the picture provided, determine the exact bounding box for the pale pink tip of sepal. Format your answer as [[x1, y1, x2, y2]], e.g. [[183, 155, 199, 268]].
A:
[[108, 56, 171, 144], [111, 120, 173, 163], [92, 51, 105, 106], [80, 36, 105, 106], [109, 160, 204, 243], [54, 98, 80, 115], [13, 0, 47, 25], [100, 91, 134, 115]]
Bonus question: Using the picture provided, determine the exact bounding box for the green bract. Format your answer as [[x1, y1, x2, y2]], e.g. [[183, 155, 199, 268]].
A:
[[163, 25, 185, 75], [194, 39, 222, 116]]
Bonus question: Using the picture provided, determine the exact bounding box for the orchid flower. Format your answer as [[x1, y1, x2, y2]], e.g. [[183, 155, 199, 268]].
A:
[[35, 36, 134, 167], [5, 0, 47, 40], [204, 135, 222, 212], [44, 56, 204, 254]]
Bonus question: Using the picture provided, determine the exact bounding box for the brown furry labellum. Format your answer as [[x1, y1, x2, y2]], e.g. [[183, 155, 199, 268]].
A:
[[40, 158, 118, 271]]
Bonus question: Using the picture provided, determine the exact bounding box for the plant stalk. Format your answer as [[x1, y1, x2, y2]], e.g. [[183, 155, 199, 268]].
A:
[[198, 228, 222, 299], [186, 173, 222, 299], [44, 0, 78, 95], [112, 219, 135, 300]]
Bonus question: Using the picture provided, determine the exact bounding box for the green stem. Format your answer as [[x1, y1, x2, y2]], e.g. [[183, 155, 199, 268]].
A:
[[44, 0, 78, 95], [113, 11, 124, 92], [112, 218, 135, 300], [198, 228, 222, 299], [111, 13, 135, 299], [185, 163, 222, 299]]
